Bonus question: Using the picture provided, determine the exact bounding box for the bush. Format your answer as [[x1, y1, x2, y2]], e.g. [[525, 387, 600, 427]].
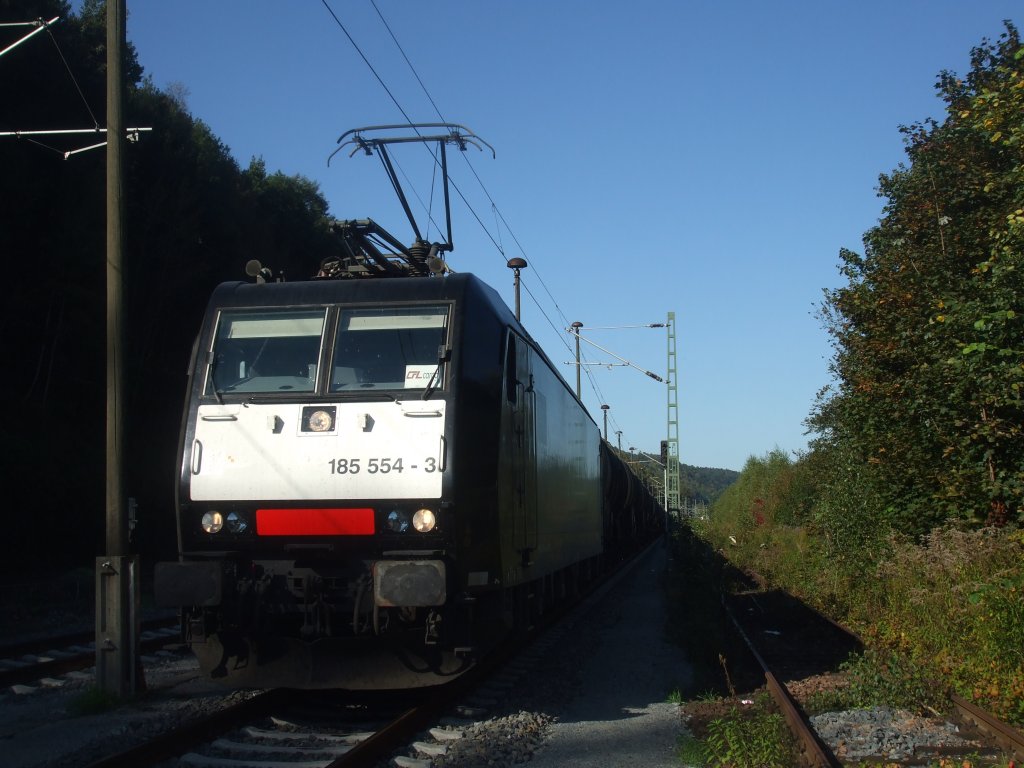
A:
[[873, 527, 1024, 721], [700, 450, 1024, 725]]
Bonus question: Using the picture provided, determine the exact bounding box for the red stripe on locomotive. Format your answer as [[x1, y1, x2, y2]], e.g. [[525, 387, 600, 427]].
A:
[[256, 508, 375, 536]]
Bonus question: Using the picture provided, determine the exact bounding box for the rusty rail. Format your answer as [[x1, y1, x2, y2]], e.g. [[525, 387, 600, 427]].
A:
[[723, 599, 843, 768], [952, 693, 1024, 762]]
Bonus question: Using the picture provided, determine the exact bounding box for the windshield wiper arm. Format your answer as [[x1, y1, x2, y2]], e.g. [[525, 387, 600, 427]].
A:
[[421, 345, 451, 401]]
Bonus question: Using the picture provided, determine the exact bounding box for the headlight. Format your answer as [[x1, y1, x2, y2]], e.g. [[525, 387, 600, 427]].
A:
[[301, 405, 337, 433], [307, 409, 334, 432], [201, 511, 224, 534], [412, 508, 436, 533], [385, 510, 410, 533], [225, 511, 247, 534]]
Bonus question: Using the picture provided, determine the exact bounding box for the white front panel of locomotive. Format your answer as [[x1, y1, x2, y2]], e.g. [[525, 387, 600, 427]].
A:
[[189, 401, 446, 501]]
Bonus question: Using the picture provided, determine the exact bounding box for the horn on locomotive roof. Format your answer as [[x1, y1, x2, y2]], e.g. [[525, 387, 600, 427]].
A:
[[329, 123, 494, 263], [244, 259, 274, 283]]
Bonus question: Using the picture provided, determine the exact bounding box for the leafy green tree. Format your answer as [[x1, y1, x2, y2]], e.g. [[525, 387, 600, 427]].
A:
[[709, 449, 815, 533], [240, 157, 337, 279], [810, 23, 1024, 535]]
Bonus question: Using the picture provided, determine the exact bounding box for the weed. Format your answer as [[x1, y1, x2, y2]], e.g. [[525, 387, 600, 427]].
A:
[[839, 648, 947, 713], [804, 685, 856, 715], [701, 706, 795, 768]]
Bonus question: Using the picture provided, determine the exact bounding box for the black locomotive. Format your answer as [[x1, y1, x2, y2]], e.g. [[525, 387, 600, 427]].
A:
[[154, 126, 663, 689]]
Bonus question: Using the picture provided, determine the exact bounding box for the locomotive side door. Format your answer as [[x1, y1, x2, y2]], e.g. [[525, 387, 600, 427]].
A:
[[506, 332, 538, 566]]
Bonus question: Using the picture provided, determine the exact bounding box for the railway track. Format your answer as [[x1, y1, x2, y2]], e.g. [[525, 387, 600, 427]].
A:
[[724, 584, 1024, 766], [724, 592, 846, 768], [0, 618, 182, 689], [72, 626, 549, 768], [953, 694, 1024, 765], [70, 543, 658, 768], [80, 651, 526, 768], [81, 688, 409, 768], [84, 666, 528, 768]]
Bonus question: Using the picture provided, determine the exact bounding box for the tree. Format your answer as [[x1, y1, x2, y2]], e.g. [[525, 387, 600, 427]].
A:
[[0, 0, 339, 572], [810, 23, 1024, 535]]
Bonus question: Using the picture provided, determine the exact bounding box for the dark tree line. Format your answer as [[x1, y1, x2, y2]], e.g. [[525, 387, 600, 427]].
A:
[[1, 0, 339, 574]]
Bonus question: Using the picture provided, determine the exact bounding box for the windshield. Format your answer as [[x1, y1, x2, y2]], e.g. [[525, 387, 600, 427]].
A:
[[331, 306, 449, 391], [204, 304, 450, 396], [207, 309, 326, 394]]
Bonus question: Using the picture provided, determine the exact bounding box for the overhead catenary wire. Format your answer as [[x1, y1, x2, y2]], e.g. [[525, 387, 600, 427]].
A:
[[365, 1, 578, 348], [369, 0, 445, 121], [370, 0, 578, 341], [322, 1, 512, 263], [327, 0, 632, 429], [1, 16, 151, 158], [319, 0, 415, 128], [44, 20, 99, 129]]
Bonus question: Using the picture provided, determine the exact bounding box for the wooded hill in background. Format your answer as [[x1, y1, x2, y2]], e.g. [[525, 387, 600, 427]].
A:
[[682, 464, 738, 503], [614, 447, 738, 506]]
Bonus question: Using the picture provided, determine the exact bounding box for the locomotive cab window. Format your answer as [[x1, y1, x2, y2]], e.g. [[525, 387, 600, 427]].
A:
[[206, 309, 326, 395], [331, 305, 450, 391]]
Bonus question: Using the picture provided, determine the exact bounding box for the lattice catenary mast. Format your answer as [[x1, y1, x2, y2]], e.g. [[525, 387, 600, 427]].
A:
[[665, 312, 680, 514]]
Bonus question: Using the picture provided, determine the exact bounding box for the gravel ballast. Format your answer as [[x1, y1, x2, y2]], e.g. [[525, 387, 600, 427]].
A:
[[811, 706, 986, 763]]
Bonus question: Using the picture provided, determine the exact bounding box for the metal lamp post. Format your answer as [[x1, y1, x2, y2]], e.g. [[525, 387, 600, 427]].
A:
[[571, 321, 583, 397], [507, 258, 527, 321]]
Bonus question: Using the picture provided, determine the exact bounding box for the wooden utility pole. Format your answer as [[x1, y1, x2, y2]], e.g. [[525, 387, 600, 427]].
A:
[[96, 0, 142, 697]]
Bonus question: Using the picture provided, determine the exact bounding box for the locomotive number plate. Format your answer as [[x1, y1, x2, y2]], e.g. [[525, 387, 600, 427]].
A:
[[328, 457, 441, 475]]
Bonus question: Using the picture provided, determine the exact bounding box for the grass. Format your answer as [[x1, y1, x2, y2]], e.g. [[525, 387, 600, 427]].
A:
[[663, 509, 1024, 766], [690, 508, 1024, 726]]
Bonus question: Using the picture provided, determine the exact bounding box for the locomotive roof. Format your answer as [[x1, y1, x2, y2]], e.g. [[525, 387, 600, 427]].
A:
[[210, 272, 504, 314]]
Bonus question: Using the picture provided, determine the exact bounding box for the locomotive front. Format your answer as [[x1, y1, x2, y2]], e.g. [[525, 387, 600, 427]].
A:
[[155, 278, 477, 689]]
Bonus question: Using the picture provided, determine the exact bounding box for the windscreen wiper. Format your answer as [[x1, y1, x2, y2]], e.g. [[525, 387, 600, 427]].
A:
[[421, 345, 451, 401]]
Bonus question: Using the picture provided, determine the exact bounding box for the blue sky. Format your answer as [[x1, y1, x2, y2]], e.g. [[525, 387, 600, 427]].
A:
[[113, 1, 1018, 471]]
